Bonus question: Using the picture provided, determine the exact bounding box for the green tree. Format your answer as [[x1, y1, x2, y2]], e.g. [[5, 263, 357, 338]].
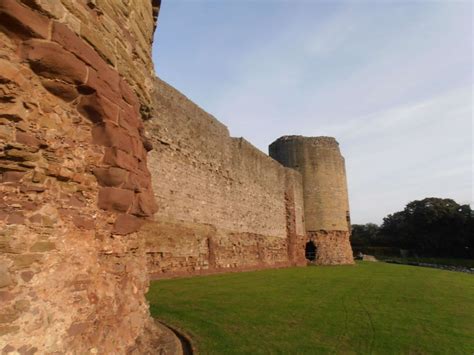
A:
[[380, 198, 473, 258], [351, 223, 380, 247]]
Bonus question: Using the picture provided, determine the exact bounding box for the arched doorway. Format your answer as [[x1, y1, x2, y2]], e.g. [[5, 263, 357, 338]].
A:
[[305, 241, 316, 261]]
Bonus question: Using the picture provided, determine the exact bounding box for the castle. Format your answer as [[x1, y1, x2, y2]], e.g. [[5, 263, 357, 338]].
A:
[[0, 0, 352, 352]]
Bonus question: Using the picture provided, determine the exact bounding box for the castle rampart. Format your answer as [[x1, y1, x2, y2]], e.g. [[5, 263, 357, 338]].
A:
[[142, 79, 307, 277]]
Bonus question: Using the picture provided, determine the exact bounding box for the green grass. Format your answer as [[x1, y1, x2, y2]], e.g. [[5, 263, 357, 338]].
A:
[[387, 257, 474, 269], [147, 262, 474, 354]]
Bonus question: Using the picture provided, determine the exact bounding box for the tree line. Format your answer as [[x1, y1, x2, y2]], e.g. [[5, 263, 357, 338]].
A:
[[351, 197, 473, 259]]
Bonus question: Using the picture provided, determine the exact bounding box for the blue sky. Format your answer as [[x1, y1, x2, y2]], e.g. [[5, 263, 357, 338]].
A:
[[152, 0, 473, 224]]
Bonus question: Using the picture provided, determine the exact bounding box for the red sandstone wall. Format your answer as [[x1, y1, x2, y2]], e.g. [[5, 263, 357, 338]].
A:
[[143, 79, 306, 277], [0, 0, 162, 352]]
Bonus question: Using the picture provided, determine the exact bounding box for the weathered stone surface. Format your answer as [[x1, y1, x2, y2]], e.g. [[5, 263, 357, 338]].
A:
[[103, 147, 139, 171], [0, 0, 159, 353], [270, 136, 352, 233], [144, 80, 307, 276], [0, 0, 354, 353], [0, 265, 13, 288], [29, 241, 56, 252], [0, 0, 50, 39], [21, 40, 88, 85], [52, 21, 108, 73], [2, 171, 25, 183], [98, 187, 134, 213], [77, 92, 119, 124], [145, 80, 353, 276], [113, 213, 144, 235], [131, 191, 158, 217], [6, 213, 26, 225], [270, 136, 354, 265], [71, 214, 95, 230], [15, 131, 41, 148], [92, 167, 128, 187], [86, 66, 121, 103], [39, 79, 79, 102], [92, 122, 133, 148], [0, 100, 28, 122], [308, 231, 354, 265]]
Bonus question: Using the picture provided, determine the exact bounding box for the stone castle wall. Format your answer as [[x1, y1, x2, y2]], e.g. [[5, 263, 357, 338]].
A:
[[0, 0, 163, 352], [270, 136, 354, 265], [142, 79, 307, 277], [1, 1, 354, 352]]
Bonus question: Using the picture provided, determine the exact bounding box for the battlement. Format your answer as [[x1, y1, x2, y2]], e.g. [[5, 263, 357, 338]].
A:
[[270, 135, 339, 147]]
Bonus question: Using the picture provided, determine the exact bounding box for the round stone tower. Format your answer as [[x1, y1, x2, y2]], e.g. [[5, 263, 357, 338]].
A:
[[269, 136, 354, 265]]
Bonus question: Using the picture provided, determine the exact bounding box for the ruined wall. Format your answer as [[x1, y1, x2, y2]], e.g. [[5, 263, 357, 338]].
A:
[[0, 0, 162, 352], [142, 79, 306, 277], [269, 136, 354, 265]]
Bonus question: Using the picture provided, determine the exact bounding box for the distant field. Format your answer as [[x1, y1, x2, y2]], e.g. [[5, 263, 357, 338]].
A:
[[147, 262, 474, 354]]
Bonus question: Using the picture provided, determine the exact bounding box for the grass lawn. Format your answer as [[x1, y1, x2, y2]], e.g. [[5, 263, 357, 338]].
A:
[[387, 257, 474, 269], [147, 262, 474, 354]]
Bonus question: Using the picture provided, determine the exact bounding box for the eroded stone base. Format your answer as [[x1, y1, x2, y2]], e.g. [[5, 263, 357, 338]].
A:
[[141, 218, 305, 278], [308, 230, 354, 265]]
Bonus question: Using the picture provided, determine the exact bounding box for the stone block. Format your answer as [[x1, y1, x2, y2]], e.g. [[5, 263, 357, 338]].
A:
[[67, 322, 89, 336], [130, 191, 157, 217], [4, 147, 39, 161], [123, 172, 149, 192], [118, 106, 141, 132], [113, 213, 144, 235], [14, 299, 30, 312], [11, 254, 42, 268], [0, 309, 20, 324], [80, 24, 115, 65], [103, 147, 139, 171], [2, 171, 26, 183], [0, 100, 28, 122], [15, 130, 41, 148], [130, 137, 146, 161], [21, 39, 88, 85], [86, 66, 121, 103], [120, 78, 139, 108], [20, 271, 34, 282], [0, 125, 14, 141], [0, 325, 19, 336], [77, 93, 119, 124], [93, 166, 128, 187], [40, 78, 79, 102], [52, 21, 107, 72], [0, 265, 12, 288], [98, 187, 134, 212], [66, 194, 86, 208], [30, 241, 56, 252], [72, 215, 95, 230], [0, 0, 50, 39], [92, 122, 133, 149], [0, 58, 27, 86], [32, 171, 46, 183], [6, 212, 25, 225], [26, 0, 66, 19], [61, 0, 90, 24], [17, 345, 38, 355]]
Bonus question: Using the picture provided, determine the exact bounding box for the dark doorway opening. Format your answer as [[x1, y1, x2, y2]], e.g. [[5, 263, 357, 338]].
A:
[[305, 241, 316, 261]]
